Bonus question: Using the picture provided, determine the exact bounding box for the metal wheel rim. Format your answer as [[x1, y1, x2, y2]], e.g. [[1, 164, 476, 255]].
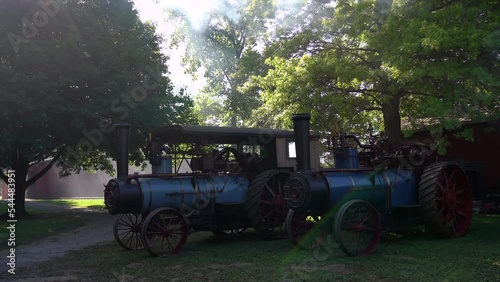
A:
[[259, 172, 289, 238], [435, 165, 473, 236], [141, 208, 189, 256], [334, 200, 381, 256]]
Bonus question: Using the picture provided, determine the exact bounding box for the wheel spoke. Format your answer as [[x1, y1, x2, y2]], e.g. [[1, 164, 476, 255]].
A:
[[164, 212, 171, 230], [117, 230, 133, 237], [126, 214, 133, 224], [447, 170, 456, 187], [124, 234, 133, 248], [134, 234, 141, 249], [437, 181, 446, 192], [265, 184, 275, 197], [360, 212, 373, 225]]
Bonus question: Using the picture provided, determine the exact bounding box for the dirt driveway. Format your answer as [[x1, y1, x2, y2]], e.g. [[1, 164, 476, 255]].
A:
[[1, 201, 117, 276]]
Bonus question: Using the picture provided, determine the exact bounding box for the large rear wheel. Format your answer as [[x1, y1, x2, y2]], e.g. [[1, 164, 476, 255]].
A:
[[246, 170, 291, 239], [418, 162, 473, 237]]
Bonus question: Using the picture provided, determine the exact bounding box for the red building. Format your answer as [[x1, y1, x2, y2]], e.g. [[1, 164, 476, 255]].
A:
[[406, 119, 500, 199]]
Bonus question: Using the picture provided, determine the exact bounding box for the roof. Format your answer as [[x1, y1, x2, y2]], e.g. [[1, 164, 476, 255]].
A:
[[150, 124, 316, 144], [402, 117, 500, 133]]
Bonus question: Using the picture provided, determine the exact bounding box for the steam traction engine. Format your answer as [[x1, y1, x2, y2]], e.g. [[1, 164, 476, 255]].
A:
[[104, 123, 321, 256], [284, 114, 473, 256]]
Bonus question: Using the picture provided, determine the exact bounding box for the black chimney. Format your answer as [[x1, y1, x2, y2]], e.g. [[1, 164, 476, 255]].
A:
[[292, 113, 311, 172], [115, 123, 130, 178]]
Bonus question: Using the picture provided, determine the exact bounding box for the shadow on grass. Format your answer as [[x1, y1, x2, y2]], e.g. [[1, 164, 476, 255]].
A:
[[0, 212, 86, 250], [195, 230, 262, 244], [7, 214, 499, 282]]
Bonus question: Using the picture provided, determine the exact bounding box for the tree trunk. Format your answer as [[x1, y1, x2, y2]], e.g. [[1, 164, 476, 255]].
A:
[[1, 153, 31, 219], [229, 115, 237, 127], [14, 155, 30, 218], [382, 94, 402, 150], [2, 149, 61, 219]]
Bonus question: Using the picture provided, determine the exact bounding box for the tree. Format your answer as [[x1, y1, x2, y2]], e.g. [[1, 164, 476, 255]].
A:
[[167, 0, 275, 126], [0, 0, 194, 217], [378, 0, 499, 136], [252, 0, 499, 147]]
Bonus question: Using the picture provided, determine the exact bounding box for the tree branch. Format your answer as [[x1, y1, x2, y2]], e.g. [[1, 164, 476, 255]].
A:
[[364, 92, 383, 106], [402, 90, 432, 97], [1, 170, 8, 184], [29, 159, 46, 168], [363, 106, 384, 111], [26, 155, 60, 187], [329, 85, 383, 95], [322, 45, 381, 54]]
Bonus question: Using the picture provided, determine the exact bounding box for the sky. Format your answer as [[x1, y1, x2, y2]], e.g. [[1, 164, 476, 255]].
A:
[[131, 0, 206, 95]]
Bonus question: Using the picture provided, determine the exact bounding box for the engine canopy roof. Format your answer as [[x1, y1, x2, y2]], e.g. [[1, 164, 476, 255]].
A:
[[150, 124, 319, 145]]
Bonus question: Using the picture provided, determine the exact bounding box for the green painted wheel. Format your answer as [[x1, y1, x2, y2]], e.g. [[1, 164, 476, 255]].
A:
[[333, 200, 381, 256]]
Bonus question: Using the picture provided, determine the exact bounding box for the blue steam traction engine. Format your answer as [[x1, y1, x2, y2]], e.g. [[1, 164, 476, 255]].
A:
[[104, 122, 322, 256], [104, 113, 473, 257], [283, 114, 473, 256]]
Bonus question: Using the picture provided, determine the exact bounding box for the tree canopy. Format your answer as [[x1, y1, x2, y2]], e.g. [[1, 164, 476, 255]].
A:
[[0, 0, 194, 216], [167, 0, 275, 126], [248, 0, 499, 148]]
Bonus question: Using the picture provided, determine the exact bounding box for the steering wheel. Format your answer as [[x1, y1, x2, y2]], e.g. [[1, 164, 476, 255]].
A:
[[215, 147, 244, 172], [216, 147, 241, 161]]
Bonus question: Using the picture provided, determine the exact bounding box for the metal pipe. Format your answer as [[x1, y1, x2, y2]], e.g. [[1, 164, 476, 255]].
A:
[[292, 113, 311, 172], [115, 122, 130, 179]]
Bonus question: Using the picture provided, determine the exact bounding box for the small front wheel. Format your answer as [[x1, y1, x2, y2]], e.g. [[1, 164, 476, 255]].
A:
[[333, 200, 381, 256], [285, 209, 324, 249], [141, 208, 189, 256], [113, 214, 143, 250]]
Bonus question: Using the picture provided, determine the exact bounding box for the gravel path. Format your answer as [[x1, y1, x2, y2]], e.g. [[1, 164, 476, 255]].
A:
[[1, 201, 117, 274]]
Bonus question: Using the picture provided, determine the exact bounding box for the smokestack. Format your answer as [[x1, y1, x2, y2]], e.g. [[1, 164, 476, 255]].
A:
[[292, 113, 311, 172], [115, 123, 130, 178]]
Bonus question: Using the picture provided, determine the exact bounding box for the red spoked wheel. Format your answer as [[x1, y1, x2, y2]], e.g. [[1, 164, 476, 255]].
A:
[[246, 170, 291, 239], [140, 208, 189, 256], [418, 162, 473, 237], [285, 209, 324, 249], [113, 214, 144, 250], [333, 200, 381, 256]]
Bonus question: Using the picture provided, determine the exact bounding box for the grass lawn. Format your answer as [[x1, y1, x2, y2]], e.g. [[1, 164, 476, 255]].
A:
[[0, 200, 94, 250], [29, 214, 500, 282], [34, 198, 105, 210]]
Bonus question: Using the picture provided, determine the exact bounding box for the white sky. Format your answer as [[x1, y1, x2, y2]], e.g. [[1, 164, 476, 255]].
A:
[[132, 0, 206, 95]]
